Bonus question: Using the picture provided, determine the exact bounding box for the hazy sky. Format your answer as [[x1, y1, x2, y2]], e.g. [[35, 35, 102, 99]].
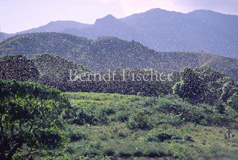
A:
[[1, 0, 238, 33]]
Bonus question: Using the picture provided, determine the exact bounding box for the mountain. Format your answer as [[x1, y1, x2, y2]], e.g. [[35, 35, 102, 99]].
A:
[[1, 9, 238, 58], [123, 9, 238, 57], [19, 21, 90, 34], [0, 32, 238, 81], [64, 14, 147, 41], [64, 8, 238, 58]]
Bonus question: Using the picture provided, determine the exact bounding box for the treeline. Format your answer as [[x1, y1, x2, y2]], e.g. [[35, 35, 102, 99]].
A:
[[0, 54, 171, 96], [0, 54, 238, 106]]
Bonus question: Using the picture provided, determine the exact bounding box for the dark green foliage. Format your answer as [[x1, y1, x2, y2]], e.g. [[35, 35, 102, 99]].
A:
[[118, 151, 132, 157], [195, 66, 225, 83], [70, 106, 113, 126], [220, 82, 238, 103], [0, 55, 39, 82], [0, 79, 69, 160], [228, 92, 238, 112], [172, 66, 238, 106], [73, 108, 97, 125], [69, 132, 87, 142], [214, 102, 226, 114], [102, 148, 115, 156], [173, 67, 206, 103]]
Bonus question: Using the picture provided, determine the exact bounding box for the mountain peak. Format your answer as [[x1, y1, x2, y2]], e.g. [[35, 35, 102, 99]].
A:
[[94, 14, 119, 26], [96, 14, 117, 22], [147, 8, 167, 12], [189, 9, 217, 14], [104, 14, 116, 19], [144, 8, 170, 15]]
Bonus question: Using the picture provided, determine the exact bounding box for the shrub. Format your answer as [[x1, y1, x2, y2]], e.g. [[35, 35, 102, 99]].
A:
[[100, 106, 116, 115], [127, 111, 151, 130], [73, 108, 97, 125], [70, 132, 88, 142], [103, 148, 115, 156], [115, 111, 129, 122], [143, 149, 163, 157], [118, 151, 132, 157], [146, 129, 183, 142]]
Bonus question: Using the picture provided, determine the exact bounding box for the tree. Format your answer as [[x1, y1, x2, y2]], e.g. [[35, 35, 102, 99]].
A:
[[194, 66, 224, 83], [228, 92, 238, 112], [220, 82, 238, 103], [173, 67, 206, 103], [0, 80, 69, 160]]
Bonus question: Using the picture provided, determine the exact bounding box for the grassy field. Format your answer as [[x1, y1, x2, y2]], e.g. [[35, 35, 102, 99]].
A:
[[37, 92, 238, 160]]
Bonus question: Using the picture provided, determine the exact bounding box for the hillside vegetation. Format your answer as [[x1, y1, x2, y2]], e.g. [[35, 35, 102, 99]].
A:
[[0, 55, 39, 82], [33, 92, 238, 160], [0, 33, 238, 81], [1, 77, 238, 159]]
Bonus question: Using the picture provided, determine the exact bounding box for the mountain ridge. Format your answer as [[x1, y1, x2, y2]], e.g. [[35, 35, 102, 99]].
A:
[[19, 21, 91, 34]]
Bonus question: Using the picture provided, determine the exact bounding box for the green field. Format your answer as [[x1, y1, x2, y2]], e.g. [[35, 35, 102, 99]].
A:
[[36, 92, 238, 160]]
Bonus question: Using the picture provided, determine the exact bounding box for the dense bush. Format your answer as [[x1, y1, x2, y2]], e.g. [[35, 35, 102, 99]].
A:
[[0, 79, 69, 160]]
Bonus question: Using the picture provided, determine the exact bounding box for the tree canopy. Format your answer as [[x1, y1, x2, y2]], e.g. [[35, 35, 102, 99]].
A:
[[0, 79, 69, 160]]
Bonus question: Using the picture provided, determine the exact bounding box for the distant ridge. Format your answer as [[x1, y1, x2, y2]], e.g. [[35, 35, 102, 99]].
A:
[[19, 21, 90, 34]]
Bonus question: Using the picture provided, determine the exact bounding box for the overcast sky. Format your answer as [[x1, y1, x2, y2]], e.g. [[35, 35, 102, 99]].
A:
[[1, 0, 238, 33]]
